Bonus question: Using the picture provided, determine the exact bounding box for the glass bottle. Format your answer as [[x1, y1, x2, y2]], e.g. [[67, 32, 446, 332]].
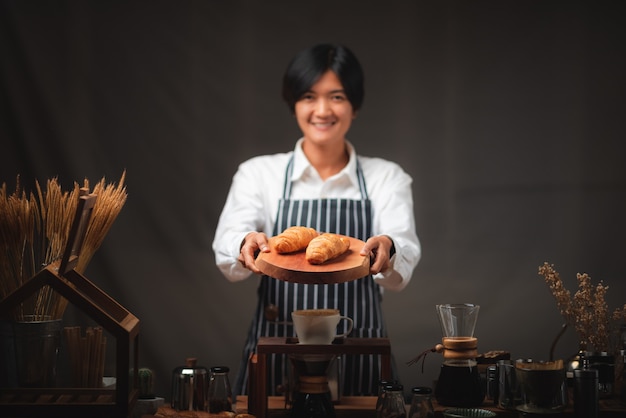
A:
[[378, 383, 405, 418], [208, 366, 233, 413], [407, 386, 435, 418]]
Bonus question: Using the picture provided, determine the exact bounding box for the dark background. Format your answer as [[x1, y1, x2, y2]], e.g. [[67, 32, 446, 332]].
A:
[[2, 0, 625, 403]]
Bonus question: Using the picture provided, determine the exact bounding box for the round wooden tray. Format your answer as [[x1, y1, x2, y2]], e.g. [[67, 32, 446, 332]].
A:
[[255, 236, 370, 284]]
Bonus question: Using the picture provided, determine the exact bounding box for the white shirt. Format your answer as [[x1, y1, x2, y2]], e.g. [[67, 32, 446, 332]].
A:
[[212, 138, 421, 291]]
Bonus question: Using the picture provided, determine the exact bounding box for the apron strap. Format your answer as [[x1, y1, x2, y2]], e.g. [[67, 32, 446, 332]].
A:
[[281, 154, 369, 200]]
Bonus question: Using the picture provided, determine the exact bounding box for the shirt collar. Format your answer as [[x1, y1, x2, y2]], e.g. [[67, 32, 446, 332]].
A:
[[291, 138, 359, 186]]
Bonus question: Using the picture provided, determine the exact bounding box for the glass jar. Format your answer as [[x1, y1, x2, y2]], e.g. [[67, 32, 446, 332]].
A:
[[587, 351, 615, 398], [208, 366, 233, 413], [375, 379, 392, 414], [378, 383, 405, 418], [407, 386, 435, 418]]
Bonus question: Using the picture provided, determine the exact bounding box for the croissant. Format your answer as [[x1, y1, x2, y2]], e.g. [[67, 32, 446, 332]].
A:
[[270, 226, 319, 253], [305, 233, 351, 265]]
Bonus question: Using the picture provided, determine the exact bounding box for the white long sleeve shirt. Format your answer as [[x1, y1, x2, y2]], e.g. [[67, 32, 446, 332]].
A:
[[212, 139, 421, 291]]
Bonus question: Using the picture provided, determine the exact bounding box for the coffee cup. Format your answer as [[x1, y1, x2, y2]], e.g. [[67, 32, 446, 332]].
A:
[[291, 309, 353, 344]]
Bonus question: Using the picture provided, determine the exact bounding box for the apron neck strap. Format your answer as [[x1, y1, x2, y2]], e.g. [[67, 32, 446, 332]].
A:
[[282, 155, 369, 200]]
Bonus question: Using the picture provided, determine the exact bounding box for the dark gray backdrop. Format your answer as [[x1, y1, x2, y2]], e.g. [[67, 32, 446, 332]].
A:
[[2, 0, 625, 402]]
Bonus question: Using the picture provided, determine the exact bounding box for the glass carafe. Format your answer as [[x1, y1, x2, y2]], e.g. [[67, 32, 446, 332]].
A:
[[434, 303, 484, 407], [289, 354, 336, 418]]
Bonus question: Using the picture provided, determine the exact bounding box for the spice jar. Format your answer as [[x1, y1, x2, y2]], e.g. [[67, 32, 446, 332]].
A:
[[208, 366, 233, 413], [407, 386, 435, 418], [378, 383, 405, 418], [375, 379, 392, 414]]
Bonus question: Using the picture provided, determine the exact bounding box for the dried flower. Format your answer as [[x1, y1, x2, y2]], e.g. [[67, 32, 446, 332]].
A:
[[539, 262, 626, 353]]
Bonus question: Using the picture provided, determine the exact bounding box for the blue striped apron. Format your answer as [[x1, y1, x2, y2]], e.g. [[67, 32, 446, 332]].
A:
[[234, 156, 387, 397]]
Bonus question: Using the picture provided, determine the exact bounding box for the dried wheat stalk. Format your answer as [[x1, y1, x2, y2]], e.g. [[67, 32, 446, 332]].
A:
[[0, 172, 127, 321]]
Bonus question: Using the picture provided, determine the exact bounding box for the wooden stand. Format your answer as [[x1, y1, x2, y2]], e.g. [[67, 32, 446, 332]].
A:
[[0, 261, 140, 417], [248, 337, 391, 418], [0, 193, 140, 417]]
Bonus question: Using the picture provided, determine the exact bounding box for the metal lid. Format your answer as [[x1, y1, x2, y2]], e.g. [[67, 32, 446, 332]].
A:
[[412, 386, 432, 394], [384, 383, 403, 391], [210, 366, 230, 373]]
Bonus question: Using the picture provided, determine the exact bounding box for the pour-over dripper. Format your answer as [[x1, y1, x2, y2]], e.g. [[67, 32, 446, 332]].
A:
[[434, 303, 484, 407], [436, 303, 480, 338]]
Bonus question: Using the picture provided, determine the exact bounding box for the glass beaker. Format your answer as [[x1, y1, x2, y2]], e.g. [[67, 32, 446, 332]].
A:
[[434, 303, 484, 407]]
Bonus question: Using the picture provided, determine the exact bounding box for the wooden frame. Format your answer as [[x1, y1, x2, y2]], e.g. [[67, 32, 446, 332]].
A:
[[0, 189, 140, 417], [248, 337, 391, 418]]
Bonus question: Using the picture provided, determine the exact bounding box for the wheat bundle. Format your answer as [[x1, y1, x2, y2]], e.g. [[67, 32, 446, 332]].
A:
[[0, 172, 127, 321]]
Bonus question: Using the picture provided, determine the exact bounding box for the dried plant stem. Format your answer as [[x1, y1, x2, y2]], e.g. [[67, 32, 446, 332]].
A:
[[540, 262, 626, 353], [1, 172, 127, 321]]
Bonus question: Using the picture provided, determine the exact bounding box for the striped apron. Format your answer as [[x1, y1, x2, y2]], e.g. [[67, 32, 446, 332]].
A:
[[234, 156, 388, 397]]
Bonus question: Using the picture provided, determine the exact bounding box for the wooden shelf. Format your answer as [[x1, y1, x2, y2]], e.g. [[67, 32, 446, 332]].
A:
[[0, 261, 140, 417], [248, 337, 391, 418]]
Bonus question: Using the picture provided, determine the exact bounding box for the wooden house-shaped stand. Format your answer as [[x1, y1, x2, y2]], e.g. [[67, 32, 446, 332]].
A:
[[0, 192, 140, 417]]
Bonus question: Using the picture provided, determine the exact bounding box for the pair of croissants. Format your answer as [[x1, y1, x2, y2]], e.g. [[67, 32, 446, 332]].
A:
[[269, 226, 350, 265]]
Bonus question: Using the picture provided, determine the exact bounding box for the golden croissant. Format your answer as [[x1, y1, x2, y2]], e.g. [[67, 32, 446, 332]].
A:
[[305, 233, 351, 265], [270, 226, 319, 253]]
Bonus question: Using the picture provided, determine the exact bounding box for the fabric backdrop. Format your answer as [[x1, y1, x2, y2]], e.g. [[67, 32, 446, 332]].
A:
[[2, 0, 625, 402]]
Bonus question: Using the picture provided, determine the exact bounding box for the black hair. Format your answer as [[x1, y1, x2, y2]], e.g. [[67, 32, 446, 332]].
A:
[[281, 44, 364, 113]]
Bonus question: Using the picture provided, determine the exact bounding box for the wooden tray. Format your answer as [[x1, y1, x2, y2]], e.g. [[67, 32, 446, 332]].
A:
[[255, 236, 370, 284]]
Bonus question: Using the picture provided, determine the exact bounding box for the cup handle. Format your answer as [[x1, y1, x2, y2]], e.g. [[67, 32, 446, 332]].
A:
[[336, 316, 354, 339]]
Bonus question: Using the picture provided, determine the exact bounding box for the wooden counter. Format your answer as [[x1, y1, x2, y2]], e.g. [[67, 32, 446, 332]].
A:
[[234, 395, 626, 418]]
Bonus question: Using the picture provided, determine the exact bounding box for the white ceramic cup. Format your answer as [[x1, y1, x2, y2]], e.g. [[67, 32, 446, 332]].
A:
[[291, 308, 354, 344]]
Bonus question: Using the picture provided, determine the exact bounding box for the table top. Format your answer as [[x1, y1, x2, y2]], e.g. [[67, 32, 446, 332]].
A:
[[232, 395, 626, 418]]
